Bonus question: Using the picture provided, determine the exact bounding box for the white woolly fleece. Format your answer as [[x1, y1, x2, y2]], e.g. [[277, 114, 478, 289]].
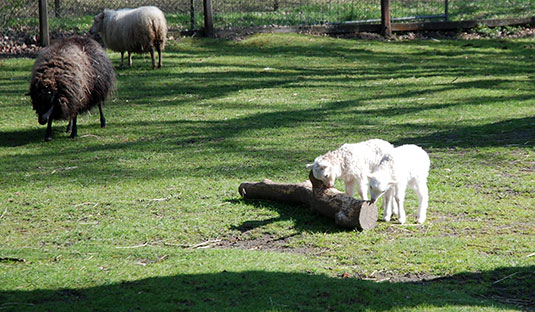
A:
[[307, 139, 394, 200]]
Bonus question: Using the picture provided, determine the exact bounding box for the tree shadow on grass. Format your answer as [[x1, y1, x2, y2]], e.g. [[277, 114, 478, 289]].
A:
[[228, 198, 345, 234], [0, 127, 44, 147], [393, 116, 535, 148], [0, 265, 533, 311]]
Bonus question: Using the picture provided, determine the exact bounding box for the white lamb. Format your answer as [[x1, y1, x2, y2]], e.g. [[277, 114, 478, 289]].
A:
[[306, 139, 394, 200], [368, 144, 430, 224]]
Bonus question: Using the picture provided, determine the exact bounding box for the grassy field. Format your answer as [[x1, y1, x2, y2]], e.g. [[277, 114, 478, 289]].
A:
[[1, 33, 534, 311]]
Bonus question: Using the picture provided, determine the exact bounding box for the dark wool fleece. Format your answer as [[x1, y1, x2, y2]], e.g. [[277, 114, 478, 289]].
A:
[[29, 36, 115, 120]]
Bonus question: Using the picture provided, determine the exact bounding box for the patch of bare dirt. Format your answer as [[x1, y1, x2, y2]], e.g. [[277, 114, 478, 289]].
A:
[[1, 27, 40, 58], [338, 25, 535, 41], [214, 232, 325, 255], [0, 27, 90, 58]]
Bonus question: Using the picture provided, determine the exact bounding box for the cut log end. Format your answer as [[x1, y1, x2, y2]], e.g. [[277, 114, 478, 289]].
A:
[[335, 201, 378, 231]]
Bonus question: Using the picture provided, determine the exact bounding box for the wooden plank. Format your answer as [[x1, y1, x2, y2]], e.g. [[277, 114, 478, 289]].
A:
[[392, 16, 535, 32], [38, 0, 49, 46]]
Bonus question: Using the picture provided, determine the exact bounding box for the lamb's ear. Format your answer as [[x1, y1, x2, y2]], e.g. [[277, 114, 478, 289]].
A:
[[306, 163, 314, 169]]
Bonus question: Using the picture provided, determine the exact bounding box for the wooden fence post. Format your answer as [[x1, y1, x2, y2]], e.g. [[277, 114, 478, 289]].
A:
[[203, 0, 214, 37], [38, 0, 50, 46], [190, 0, 195, 30], [381, 0, 392, 38], [54, 0, 61, 18], [444, 0, 449, 21]]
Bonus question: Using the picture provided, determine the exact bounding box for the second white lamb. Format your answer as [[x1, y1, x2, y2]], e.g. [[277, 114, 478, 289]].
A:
[[368, 144, 430, 224]]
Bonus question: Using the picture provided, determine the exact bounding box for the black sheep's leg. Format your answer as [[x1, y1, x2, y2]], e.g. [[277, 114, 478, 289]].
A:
[[120, 52, 125, 68], [66, 118, 72, 133], [149, 47, 155, 69], [45, 118, 53, 142], [70, 114, 78, 139], [98, 102, 106, 128], [156, 43, 162, 68], [128, 51, 132, 67]]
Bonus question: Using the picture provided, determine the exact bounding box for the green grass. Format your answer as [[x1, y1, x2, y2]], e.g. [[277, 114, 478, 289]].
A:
[[1, 34, 534, 311]]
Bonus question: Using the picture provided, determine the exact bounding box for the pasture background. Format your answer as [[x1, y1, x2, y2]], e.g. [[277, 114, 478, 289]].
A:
[[1, 33, 534, 310], [3, 0, 535, 32]]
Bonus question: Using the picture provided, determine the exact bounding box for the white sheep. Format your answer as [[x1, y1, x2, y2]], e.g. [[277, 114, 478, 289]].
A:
[[306, 139, 394, 200], [90, 6, 168, 69], [368, 144, 430, 224]]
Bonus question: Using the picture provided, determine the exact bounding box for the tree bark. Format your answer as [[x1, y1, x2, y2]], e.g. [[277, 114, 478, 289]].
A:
[[238, 171, 378, 231]]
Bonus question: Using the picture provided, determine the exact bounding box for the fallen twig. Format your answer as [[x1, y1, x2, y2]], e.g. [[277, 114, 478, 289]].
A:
[[51, 166, 78, 174], [492, 272, 520, 285], [115, 242, 148, 249], [0, 257, 25, 263], [0, 206, 7, 219], [526, 252, 535, 258], [74, 202, 99, 208], [139, 195, 180, 202], [80, 134, 101, 138], [189, 239, 222, 249]]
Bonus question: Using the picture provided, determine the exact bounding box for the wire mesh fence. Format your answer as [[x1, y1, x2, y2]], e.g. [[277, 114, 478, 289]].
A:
[[1, 0, 535, 33]]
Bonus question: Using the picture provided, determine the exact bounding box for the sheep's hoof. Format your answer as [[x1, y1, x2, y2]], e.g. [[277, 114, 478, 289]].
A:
[[44, 136, 52, 142]]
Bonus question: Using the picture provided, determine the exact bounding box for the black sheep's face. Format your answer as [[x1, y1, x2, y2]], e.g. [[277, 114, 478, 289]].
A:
[[89, 13, 104, 35], [31, 86, 57, 125]]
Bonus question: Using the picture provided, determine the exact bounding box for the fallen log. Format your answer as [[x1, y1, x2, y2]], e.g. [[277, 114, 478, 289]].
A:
[[238, 171, 377, 231]]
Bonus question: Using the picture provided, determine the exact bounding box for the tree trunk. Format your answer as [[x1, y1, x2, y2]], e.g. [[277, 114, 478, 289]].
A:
[[238, 171, 378, 231]]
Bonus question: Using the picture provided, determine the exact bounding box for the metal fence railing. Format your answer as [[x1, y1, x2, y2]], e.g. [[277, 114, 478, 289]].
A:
[[1, 0, 535, 34]]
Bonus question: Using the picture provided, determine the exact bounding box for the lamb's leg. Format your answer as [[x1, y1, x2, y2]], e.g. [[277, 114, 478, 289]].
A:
[[392, 197, 399, 216], [156, 42, 162, 68], [395, 185, 407, 224], [344, 179, 356, 198], [120, 52, 125, 68], [45, 118, 53, 142], [66, 119, 72, 133], [98, 102, 106, 128], [383, 188, 394, 222], [70, 114, 77, 139], [356, 180, 369, 201], [149, 47, 155, 69], [127, 51, 132, 67], [416, 182, 429, 224]]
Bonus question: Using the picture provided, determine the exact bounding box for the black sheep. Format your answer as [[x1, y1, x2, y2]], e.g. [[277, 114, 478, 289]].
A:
[[28, 36, 115, 141]]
